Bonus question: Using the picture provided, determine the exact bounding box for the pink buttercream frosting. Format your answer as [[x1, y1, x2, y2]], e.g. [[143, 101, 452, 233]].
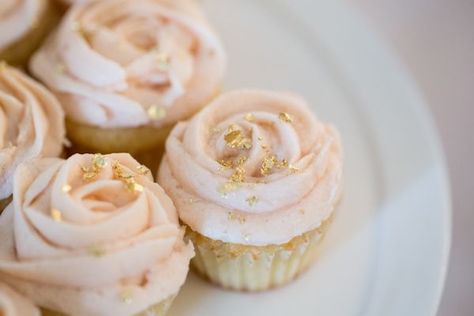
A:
[[30, 0, 226, 129], [0, 283, 40, 316], [158, 90, 343, 246], [0, 64, 64, 200], [0, 153, 194, 316], [0, 0, 47, 50]]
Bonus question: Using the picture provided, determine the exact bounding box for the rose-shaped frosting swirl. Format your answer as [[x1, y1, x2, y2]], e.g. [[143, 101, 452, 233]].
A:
[[0, 283, 40, 316], [30, 0, 226, 129], [159, 90, 343, 245], [0, 63, 64, 200], [0, 0, 46, 50], [0, 153, 193, 316]]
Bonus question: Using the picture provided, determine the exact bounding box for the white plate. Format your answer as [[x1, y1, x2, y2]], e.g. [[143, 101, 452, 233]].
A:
[[169, 1, 451, 315]]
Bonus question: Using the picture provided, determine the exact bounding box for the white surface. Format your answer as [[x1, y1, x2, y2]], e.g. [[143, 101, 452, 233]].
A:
[[168, 1, 450, 315], [346, 1, 474, 315]]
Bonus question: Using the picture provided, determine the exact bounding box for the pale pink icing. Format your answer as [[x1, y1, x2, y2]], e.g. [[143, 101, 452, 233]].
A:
[[0, 283, 40, 316], [0, 64, 64, 200], [0, 0, 46, 50], [0, 153, 194, 316], [158, 90, 343, 246], [30, 0, 226, 129]]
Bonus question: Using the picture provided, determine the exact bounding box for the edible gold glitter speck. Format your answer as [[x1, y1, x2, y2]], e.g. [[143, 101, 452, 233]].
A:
[[218, 159, 232, 169], [136, 165, 149, 175], [224, 129, 252, 150], [217, 182, 238, 196], [50, 208, 62, 222], [88, 244, 106, 257], [147, 105, 167, 120], [228, 212, 246, 224], [279, 112, 293, 123], [289, 164, 300, 173], [246, 196, 258, 206], [244, 113, 255, 122], [230, 167, 245, 183], [62, 184, 72, 193], [93, 154, 107, 169], [120, 289, 133, 304]]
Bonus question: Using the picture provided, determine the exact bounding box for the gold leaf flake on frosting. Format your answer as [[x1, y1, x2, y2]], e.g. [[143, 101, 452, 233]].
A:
[[147, 105, 167, 121], [88, 244, 106, 257], [136, 165, 149, 175], [224, 128, 252, 150], [228, 212, 246, 224], [50, 208, 62, 222], [61, 184, 72, 193], [244, 113, 255, 122], [112, 161, 144, 193], [279, 112, 293, 123], [81, 154, 107, 181], [246, 195, 258, 206], [120, 289, 133, 304]]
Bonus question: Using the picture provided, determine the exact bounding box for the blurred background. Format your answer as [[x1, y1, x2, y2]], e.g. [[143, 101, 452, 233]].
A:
[[348, 0, 474, 315]]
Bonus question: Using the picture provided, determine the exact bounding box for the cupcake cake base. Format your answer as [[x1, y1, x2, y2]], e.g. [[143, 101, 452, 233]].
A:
[[187, 218, 332, 292], [66, 119, 173, 171]]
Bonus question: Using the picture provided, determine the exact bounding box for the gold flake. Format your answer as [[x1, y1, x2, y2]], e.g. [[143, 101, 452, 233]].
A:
[[260, 155, 277, 176], [235, 155, 248, 166], [279, 112, 293, 123], [230, 167, 245, 183], [289, 164, 300, 173], [136, 165, 149, 175], [217, 182, 238, 196], [228, 212, 246, 224], [147, 105, 167, 120], [257, 136, 263, 141], [50, 208, 62, 222], [223, 128, 252, 150], [246, 195, 258, 206], [209, 127, 222, 135], [62, 184, 72, 193], [88, 244, 106, 257], [93, 154, 107, 169], [82, 171, 97, 181], [120, 289, 133, 304], [244, 113, 255, 122], [218, 159, 233, 169]]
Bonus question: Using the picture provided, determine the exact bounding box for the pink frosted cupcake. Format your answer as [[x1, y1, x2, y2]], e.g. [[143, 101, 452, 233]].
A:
[[0, 0, 60, 66], [0, 283, 40, 316], [159, 90, 343, 291], [30, 0, 226, 168], [0, 63, 65, 212], [0, 153, 194, 315]]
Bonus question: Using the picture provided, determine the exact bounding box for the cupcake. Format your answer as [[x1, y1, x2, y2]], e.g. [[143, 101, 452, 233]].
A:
[[0, 0, 60, 66], [158, 90, 343, 291], [30, 0, 226, 169], [0, 153, 194, 316], [0, 63, 64, 212], [0, 283, 40, 316]]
